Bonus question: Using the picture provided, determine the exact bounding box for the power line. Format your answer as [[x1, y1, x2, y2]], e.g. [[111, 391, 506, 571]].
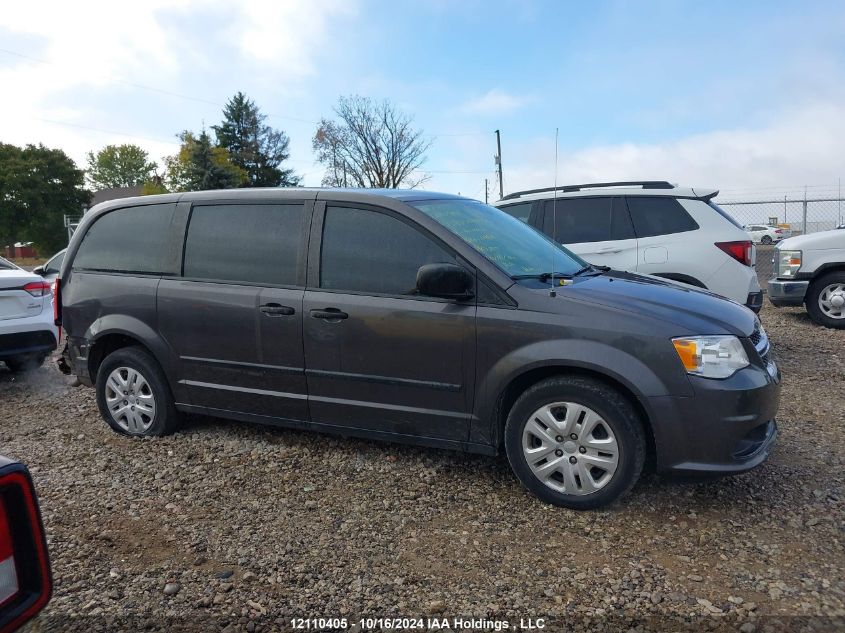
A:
[[0, 46, 318, 125], [31, 117, 182, 147]]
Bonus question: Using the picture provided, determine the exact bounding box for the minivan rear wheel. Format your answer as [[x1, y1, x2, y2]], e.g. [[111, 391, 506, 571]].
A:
[[96, 347, 179, 436], [504, 376, 645, 509]]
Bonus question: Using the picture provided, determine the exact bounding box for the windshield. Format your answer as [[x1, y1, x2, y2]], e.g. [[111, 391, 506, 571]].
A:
[[0, 256, 16, 270], [411, 198, 586, 277]]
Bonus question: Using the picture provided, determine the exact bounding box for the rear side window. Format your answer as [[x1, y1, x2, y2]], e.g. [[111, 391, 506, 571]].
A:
[[183, 204, 303, 286], [626, 197, 699, 238], [73, 204, 175, 274], [320, 206, 456, 296], [499, 202, 533, 223], [542, 197, 634, 243], [711, 204, 747, 230]]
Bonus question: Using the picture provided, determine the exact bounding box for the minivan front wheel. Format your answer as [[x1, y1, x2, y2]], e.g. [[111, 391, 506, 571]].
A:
[[504, 376, 645, 509], [96, 347, 179, 436]]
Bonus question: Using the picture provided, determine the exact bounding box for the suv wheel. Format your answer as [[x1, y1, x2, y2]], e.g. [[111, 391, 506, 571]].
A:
[[761, 235, 773, 245], [806, 271, 845, 329], [95, 347, 180, 436], [504, 376, 645, 509], [3, 353, 47, 373]]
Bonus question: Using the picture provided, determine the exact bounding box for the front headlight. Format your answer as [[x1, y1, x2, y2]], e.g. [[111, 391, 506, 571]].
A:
[[777, 249, 802, 278], [672, 335, 749, 379]]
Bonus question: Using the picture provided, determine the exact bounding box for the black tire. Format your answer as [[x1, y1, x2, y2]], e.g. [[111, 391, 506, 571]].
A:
[[761, 235, 773, 245], [504, 375, 646, 510], [95, 346, 180, 436], [805, 271, 845, 329], [4, 353, 47, 373]]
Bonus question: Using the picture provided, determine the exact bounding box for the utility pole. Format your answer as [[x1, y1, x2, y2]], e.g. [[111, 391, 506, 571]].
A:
[[495, 129, 504, 200], [484, 178, 488, 204]]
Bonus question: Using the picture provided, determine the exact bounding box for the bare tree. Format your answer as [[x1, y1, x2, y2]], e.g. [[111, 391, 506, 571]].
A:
[[313, 96, 431, 188]]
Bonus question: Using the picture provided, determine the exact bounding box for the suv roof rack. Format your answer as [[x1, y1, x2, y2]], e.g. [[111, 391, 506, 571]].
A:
[[500, 180, 675, 201]]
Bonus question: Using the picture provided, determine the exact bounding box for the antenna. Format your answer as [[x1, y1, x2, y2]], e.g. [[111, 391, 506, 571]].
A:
[[549, 128, 559, 297]]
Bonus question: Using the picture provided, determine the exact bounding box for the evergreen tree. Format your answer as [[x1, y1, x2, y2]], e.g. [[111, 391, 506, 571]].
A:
[[213, 92, 300, 187], [164, 130, 244, 192]]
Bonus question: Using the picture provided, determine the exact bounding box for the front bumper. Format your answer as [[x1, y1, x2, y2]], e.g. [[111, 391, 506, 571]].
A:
[[768, 278, 808, 307], [647, 361, 781, 474]]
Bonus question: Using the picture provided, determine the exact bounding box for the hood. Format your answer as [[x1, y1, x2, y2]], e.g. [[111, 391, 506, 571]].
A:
[[522, 270, 756, 337], [777, 229, 845, 251]]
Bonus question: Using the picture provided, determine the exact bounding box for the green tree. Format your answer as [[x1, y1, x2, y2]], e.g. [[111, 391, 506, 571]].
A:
[[163, 130, 244, 192], [0, 143, 90, 254], [213, 92, 300, 187], [85, 144, 158, 189]]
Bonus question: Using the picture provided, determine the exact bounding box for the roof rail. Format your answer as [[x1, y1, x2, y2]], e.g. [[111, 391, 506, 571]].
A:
[[500, 180, 675, 201]]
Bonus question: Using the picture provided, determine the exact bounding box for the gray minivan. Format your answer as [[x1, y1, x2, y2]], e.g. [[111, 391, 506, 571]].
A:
[[57, 189, 780, 509]]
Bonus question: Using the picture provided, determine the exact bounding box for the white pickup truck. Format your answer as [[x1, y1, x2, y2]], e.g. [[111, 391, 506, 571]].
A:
[[768, 228, 845, 328]]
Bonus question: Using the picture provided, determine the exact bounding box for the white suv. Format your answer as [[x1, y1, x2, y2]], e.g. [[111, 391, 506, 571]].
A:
[[493, 181, 762, 312], [0, 256, 59, 372]]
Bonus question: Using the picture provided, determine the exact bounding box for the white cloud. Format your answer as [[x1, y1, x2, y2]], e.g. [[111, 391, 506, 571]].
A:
[[233, 0, 356, 71], [459, 89, 532, 116], [496, 102, 845, 197], [0, 0, 354, 166]]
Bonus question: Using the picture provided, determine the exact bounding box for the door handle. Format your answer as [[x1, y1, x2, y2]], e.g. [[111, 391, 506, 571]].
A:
[[260, 303, 295, 316], [310, 308, 348, 320], [596, 247, 623, 254]]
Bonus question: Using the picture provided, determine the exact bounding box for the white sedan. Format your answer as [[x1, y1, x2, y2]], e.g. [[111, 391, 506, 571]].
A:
[[0, 256, 59, 372], [744, 224, 788, 245]]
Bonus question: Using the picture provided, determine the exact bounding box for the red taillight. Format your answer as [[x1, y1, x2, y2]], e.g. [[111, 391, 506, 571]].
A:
[[715, 240, 753, 267], [0, 500, 17, 607], [21, 282, 50, 298], [52, 279, 61, 328], [775, 229, 783, 234], [0, 467, 52, 633]]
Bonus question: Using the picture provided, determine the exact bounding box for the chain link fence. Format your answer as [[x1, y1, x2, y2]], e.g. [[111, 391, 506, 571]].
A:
[[715, 193, 845, 282]]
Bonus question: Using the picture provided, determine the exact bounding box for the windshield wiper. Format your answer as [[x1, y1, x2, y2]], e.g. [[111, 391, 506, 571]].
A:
[[511, 271, 577, 281]]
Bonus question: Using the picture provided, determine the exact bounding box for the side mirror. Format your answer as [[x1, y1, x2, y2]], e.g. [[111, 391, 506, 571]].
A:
[[416, 263, 474, 300], [32, 266, 45, 276]]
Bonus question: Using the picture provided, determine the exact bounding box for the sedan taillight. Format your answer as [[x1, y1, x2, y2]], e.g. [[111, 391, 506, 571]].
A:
[[715, 240, 753, 267], [0, 463, 52, 633], [22, 282, 51, 298]]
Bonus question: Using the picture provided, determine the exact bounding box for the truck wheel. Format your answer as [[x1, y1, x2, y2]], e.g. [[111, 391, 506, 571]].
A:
[[95, 347, 180, 436], [3, 353, 47, 373], [504, 376, 645, 510], [761, 235, 773, 245], [806, 271, 845, 329]]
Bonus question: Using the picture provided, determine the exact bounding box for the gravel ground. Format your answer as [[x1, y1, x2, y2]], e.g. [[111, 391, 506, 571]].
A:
[[3, 303, 844, 633]]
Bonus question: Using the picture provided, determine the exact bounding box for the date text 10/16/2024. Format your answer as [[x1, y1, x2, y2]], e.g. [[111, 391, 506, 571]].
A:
[[291, 617, 547, 631]]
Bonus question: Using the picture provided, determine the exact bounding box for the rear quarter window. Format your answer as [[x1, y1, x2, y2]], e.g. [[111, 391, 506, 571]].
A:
[[72, 203, 176, 274], [498, 202, 533, 223], [626, 197, 699, 238]]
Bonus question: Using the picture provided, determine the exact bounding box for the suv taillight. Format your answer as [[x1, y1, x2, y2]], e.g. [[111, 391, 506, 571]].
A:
[[0, 464, 51, 633], [22, 282, 50, 298], [715, 240, 753, 267], [775, 229, 783, 234]]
